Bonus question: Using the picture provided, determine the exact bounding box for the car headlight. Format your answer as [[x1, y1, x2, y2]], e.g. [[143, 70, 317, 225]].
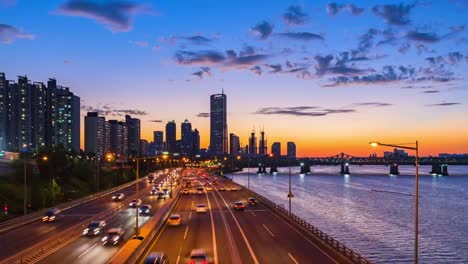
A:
[[113, 236, 119, 241], [146, 209, 150, 213], [102, 237, 108, 242], [82, 229, 89, 234], [50, 216, 55, 220]]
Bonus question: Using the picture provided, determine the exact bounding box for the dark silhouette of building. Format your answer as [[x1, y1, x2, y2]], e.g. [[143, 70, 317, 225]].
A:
[[192, 129, 200, 156], [153, 131, 164, 155], [108, 120, 128, 157], [125, 115, 140, 157], [165, 120, 176, 153], [248, 130, 257, 155], [140, 139, 149, 156], [181, 119, 192, 156], [271, 142, 281, 157], [0, 73, 80, 152], [209, 93, 227, 155], [229, 133, 240, 156], [287, 141, 296, 158], [259, 129, 267, 155]]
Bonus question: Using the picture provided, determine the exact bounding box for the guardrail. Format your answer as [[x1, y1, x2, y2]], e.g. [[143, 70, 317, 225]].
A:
[[0, 173, 165, 264], [235, 181, 371, 264], [0, 173, 152, 234]]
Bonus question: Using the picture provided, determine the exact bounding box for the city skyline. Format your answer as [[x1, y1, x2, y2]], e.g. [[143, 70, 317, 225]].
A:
[[2, 1, 468, 156]]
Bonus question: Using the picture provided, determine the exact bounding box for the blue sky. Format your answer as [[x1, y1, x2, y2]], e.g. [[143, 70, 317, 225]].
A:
[[1, 0, 468, 156]]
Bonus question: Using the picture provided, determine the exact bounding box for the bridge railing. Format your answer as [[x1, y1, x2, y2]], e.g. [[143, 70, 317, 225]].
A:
[[240, 185, 371, 264], [0, 173, 151, 234]]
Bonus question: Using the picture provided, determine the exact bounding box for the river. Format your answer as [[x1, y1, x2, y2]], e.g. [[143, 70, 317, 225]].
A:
[[228, 165, 468, 263]]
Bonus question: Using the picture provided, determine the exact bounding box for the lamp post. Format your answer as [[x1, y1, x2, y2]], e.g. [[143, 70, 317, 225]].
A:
[[287, 157, 294, 215], [370, 141, 419, 264]]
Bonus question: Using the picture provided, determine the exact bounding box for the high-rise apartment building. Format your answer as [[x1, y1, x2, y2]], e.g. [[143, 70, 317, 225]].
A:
[[0, 73, 80, 152], [229, 133, 240, 156], [248, 130, 257, 155], [165, 121, 176, 153], [181, 119, 192, 156], [271, 142, 281, 157], [209, 93, 227, 155], [287, 141, 296, 158], [125, 115, 140, 157], [153, 131, 164, 155], [85, 112, 107, 158], [140, 139, 149, 156], [108, 120, 128, 157]]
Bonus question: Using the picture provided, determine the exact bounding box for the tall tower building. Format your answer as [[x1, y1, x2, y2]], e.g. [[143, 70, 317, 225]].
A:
[[181, 119, 193, 156], [229, 133, 240, 156], [271, 142, 281, 157], [165, 121, 176, 153], [209, 92, 227, 155], [192, 129, 200, 156], [153, 131, 164, 155], [85, 112, 107, 158], [259, 129, 267, 155], [0, 73, 6, 151], [287, 142, 296, 158], [125, 115, 140, 157], [55, 87, 80, 152], [248, 130, 257, 155], [108, 120, 128, 157]]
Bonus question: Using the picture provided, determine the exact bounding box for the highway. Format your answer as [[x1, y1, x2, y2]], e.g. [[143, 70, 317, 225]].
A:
[[0, 170, 166, 263], [141, 169, 338, 264]]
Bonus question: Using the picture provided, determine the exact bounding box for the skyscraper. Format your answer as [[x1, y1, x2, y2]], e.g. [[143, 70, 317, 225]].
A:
[[125, 115, 140, 157], [108, 120, 128, 157], [229, 133, 240, 156], [0, 73, 6, 150], [165, 121, 176, 153], [181, 119, 192, 156], [287, 142, 296, 158], [271, 142, 281, 157], [209, 93, 227, 155], [153, 131, 164, 155], [55, 86, 80, 152], [192, 129, 200, 156], [248, 130, 257, 155], [85, 112, 107, 158], [259, 129, 267, 155]]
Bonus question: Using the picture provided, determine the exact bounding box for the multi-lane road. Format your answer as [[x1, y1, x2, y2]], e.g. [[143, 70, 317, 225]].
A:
[[0, 169, 174, 263], [141, 170, 338, 264]]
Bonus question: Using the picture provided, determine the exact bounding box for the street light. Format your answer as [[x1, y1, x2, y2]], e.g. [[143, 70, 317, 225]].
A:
[[287, 157, 294, 214], [370, 140, 419, 264]]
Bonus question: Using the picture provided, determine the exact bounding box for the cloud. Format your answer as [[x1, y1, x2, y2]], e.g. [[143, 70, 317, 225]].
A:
[[56, 0, 154, 32], [265, 64, 282, 73], [0, 24, 35, 43], [426, 52, 465, 65], [129, 40, 149, 47], [327, 3, 364, 16], [147, 119, 163, 123], [353, 102, 392, 107], [113, 109, 148, 116], [225, 54, 271, 68], [372, 3, 416, 26], [64, 60, 72, 64], [283, 5, 309, 26], [181, 35, 216, 45], [250, 66, 262, 75], [405, 30, 441, 43], [192, 67, 211, 78], [422, 90, 440, 93], [314, 53, 373, 76], [251, 21, 274, 40], [196, 112, 210, 118], [81, 105, 148, 116], [425, 102, 461, 107], [276, 32, 324, 41], [175, 50, 226, 65], [253, 106, 355, 117], [347, 4, 365, 15]]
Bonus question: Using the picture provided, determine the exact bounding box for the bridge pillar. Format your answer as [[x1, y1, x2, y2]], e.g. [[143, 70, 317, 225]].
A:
[[389, 163, 399, 175], [262, 165, 267, 174], [441, 164, 449, 176], [257, 163, 263, 174], [340, 163, 350, 175], [430, 164, 441, 175], [269, 166, 278, 175]]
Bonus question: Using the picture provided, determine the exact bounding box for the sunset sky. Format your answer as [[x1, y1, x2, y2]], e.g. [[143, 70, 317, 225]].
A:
[[2, 0, 468, 156]]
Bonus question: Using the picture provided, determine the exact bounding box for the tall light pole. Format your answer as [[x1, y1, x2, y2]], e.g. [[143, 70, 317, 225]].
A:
[[287, 157, 294, 215], [370, 141, 419, 264], [247, 156, 250, 189]]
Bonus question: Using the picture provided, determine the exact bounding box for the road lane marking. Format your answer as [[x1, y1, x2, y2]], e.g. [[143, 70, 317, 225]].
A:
[[215, 189, 259, 264], [205, 187, 219, 264], [78, 243, 97, 258], [176, 255, 180, 264], [288, 253, 299, 264], [249, 210, 256, 216], [189, 211, 192, 220], [263, 224, 274, 237], [184, 226, 189, 240]]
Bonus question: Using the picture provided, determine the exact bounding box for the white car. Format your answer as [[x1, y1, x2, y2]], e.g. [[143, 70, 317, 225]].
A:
[[196, 204, 207, 213], [129, 199, 142, 208]]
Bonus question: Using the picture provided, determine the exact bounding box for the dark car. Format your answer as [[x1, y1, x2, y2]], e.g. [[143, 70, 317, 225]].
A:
[[156, 191, 167, 199], [248, 197, 257, 205], [144, 252, 169, 264], [233, 201, 245, 211], [42, 208, 59, 222], [82, 221, 106, 236], [102, 228, 124, 245], [139, 205, 152, 215]]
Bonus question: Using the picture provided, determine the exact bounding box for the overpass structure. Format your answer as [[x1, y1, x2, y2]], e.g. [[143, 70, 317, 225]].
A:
[[0, 168, 370, 264]]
